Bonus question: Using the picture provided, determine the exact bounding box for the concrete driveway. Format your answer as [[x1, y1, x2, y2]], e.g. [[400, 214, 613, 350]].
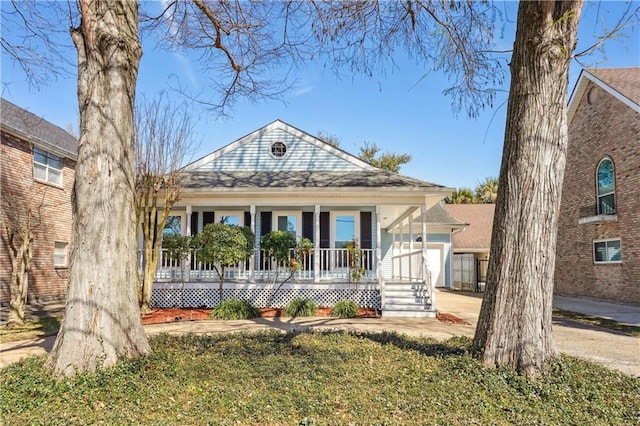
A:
[[1, 289, 638, 376]]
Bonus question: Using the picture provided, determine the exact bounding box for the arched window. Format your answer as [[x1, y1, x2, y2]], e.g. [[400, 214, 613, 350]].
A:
[[596, 158, 616, 215]]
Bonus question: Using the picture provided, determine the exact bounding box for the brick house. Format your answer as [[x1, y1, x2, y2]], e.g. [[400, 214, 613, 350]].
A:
[[555, 68, 640, 305], [1, 98, 78, 304]]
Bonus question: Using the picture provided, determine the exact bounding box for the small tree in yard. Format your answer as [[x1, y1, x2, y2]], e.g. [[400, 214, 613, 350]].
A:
[[192, 223, 254, 304], [346, 240, 366, 286], [135, 93, 195, 314], [0, 182, 50, 327], [261, 231, 313, 304]]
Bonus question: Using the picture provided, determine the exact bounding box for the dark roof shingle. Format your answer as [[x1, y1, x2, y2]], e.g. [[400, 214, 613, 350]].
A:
[[1, 98, 77, 158], [444, 204, 495, 251], [589, 67, 640, 106], [424, 203, 467, 226], [182, 170, 447, 190]]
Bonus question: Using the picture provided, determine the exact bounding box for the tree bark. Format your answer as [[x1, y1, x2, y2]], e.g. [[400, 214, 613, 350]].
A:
[[6, 229, 32, 327], [47, 0, 151, 376], [472, 1, 583, 377]]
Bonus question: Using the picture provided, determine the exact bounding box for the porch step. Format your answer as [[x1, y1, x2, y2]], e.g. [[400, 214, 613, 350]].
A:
[[384, 296, 427, 304], [382, 281, 433, 317], [382, 308, 436, 318]]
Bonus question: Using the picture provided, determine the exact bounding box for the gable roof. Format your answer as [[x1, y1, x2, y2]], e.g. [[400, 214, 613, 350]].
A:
[[1, 97, 78, 159], [568, 68, 640, 123], [181, 119, 451, 194], [444, 204, 495, 251], [185, 119, 377, 172], [424, 203, 467, 227], [182, 170, 448, 192]]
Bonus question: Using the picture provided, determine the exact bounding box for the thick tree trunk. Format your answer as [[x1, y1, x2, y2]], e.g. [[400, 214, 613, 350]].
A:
[[47, 0, 151, 376], [472, 1, 583, 377]]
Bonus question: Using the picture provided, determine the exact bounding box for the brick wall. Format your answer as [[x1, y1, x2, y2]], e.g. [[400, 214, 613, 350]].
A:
[[1, 131, 75, 304], [555, 81, 640, 305]]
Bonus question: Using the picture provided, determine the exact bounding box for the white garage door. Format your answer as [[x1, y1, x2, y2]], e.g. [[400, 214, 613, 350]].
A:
[[426, 244, 445, 287]]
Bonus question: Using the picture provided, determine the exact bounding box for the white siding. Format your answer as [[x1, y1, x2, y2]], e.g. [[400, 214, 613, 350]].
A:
[[194, 128, 365, 172], [379, 231, 452, 286]]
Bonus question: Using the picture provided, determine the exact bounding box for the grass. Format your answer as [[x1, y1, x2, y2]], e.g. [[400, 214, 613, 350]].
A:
[[1, 308, 637, 344], [553, 308, 640, 336], [1, 331, 638, 425], [0, 317, 61, 343]]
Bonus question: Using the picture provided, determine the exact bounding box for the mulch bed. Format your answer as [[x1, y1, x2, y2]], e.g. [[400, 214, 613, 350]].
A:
[[142, 307, 380, 325], [142, 308, 212, 325], [436, 312, 471, 325]]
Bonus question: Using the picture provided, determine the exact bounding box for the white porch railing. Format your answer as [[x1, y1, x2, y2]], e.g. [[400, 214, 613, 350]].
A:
[[142, 247, 376, 283], [390, 244, 434, 306]]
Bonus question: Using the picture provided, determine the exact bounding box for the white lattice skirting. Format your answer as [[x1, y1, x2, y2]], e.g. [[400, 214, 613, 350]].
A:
[[151, 282, 381, 309]]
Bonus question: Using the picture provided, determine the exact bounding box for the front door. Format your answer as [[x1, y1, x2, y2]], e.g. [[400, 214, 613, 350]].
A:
[[331, 211, 360, 270]]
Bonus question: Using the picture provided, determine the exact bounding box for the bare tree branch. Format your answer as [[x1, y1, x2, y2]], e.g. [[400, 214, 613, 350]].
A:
[[0, 1, 75, 90], [574, 2, 640, 59], [140, 0, 313, 113], [134, 91, 199, 312]]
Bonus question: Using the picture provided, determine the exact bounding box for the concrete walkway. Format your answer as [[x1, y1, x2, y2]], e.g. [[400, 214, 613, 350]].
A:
[[1, 289, 638, 376], [553, 295, 640, 326]]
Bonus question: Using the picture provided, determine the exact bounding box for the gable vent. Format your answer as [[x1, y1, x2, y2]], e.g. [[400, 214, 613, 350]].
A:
[[270, 141, 287, 158]]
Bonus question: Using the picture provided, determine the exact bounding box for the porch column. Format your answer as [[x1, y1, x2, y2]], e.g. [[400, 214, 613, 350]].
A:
[[420, 204, 434, 308], [375, 205, 384, 308], [249, 205, 256, 283], [185, 205, 192, 236], [185, 205, 192, 282], [314, 204, 320, 283]]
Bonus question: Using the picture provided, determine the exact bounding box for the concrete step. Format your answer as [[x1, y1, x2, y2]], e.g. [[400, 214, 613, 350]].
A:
[[383, 289, 423, 298], [384, 282, 424, 290], [382, 309, 436, 318], [384, 296, 426, 304], [383, 302, 430, 310]]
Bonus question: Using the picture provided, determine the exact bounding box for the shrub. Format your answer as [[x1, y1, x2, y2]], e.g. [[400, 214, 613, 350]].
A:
[[285, 299, 318, 317], [330, 300, 359, 318], [210, 299, 260, 320]]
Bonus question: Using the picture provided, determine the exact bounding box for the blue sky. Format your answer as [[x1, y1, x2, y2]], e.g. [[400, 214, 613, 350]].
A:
[[2, 1, 639, 189]]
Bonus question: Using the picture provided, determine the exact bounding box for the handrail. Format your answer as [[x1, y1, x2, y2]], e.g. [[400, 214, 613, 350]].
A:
[[141, 247, 377, 283]]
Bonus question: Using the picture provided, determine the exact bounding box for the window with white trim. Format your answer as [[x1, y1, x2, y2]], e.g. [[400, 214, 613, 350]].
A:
[[330, 211, 360, 269], [596, 158, 615, 215], [272, 211, 301, 237], [215, 211, 243, 227], [331, 211, 360, 249], [593, 239, 622, 263], [163, 215, 183, 236], [33, 147, 63, 186], [53, 242, 68, 267]]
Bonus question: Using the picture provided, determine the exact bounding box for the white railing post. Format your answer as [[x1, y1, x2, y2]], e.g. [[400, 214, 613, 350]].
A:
[[420, 204, 434, 308], [375, 205, 385, 309], [314, 205, 320, 283], [249, 205, 256, 283]]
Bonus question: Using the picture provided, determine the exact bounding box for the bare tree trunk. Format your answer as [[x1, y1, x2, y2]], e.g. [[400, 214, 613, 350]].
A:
[[6, 230, 32, 327], [47, 0, 151, 376], [472, 1, 583, 377], [141, 234, 159, 313]]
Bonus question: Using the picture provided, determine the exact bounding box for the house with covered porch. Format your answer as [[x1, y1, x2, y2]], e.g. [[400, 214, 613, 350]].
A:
[[149, 120, 461, 317]]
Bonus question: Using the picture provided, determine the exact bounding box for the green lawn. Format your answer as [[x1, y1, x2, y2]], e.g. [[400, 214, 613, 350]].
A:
[[0, 316, 61, 343], [1, 331, 638, 425]]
